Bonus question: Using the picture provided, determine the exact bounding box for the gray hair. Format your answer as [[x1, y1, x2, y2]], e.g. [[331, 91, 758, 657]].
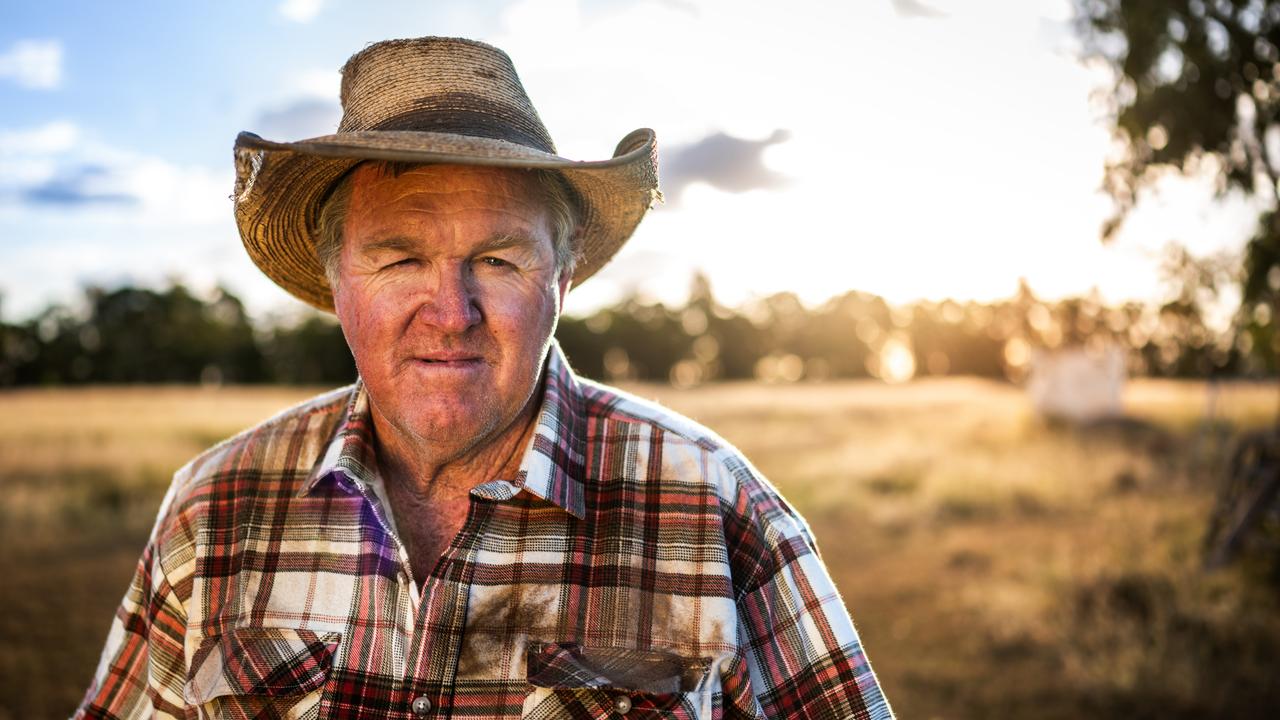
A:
[[315, 161, 580, 289]]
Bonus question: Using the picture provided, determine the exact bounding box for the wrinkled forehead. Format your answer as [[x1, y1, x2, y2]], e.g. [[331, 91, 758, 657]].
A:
[[343, 162, 555, 240], [349, 162, 546, 208]]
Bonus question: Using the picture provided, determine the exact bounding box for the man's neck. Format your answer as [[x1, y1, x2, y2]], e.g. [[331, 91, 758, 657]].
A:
[[369, 388, 542, 501]]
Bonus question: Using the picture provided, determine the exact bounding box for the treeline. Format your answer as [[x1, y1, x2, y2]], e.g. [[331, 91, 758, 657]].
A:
[[0, 284, 355, 386], [1, 273, 1276, 387]]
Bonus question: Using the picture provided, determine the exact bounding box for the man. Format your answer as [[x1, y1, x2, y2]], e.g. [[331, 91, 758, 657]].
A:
[[76, 37, 893, 719]]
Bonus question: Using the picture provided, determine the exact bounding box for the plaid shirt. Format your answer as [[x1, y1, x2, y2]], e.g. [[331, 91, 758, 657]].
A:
[[75, 341, 892, 720]]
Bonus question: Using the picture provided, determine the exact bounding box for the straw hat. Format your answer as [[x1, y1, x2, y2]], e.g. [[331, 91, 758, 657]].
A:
[[232, 36, 661, 312]]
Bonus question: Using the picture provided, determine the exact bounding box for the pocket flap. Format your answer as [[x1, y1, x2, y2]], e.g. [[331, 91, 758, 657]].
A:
[[184, 627, 341, 704], [527, 642, 710, 694]]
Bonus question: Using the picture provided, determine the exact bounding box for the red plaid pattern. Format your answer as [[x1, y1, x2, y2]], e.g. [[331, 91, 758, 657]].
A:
[[75, 341, 893, 719]]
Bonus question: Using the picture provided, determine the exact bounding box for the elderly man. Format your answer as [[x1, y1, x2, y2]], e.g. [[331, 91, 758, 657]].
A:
[[76, 37, 892, 720]]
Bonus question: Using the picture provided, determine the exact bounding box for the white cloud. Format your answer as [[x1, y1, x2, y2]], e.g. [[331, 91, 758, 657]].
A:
[[0, 120, 229, 223], [0, 120, 78, 155], [279, 0, 324, 23], [0, 39, 63, 89], [292, 69, 341, 101], [0, 120, 78, 193]]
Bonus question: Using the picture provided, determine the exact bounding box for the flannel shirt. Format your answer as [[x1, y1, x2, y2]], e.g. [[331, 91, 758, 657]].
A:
[[75, 340, 893, 719]]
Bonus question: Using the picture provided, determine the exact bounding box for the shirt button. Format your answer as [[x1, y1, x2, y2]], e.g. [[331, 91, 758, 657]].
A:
[[411, 696, 432, 716], [612, 694, 632, 714]]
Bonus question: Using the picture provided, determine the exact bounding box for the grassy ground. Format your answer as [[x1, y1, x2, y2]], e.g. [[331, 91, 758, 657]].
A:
[[1, 379, 1277, 718]]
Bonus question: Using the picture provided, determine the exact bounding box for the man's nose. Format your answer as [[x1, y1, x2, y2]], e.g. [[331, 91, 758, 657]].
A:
[[415, 263, 481, 333]]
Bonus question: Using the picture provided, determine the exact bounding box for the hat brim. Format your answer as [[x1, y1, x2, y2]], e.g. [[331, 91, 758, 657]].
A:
[[232, 128, 660, 312]]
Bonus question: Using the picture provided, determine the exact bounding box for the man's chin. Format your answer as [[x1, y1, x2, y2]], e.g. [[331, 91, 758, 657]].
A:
[[397, 404, 499, 446]]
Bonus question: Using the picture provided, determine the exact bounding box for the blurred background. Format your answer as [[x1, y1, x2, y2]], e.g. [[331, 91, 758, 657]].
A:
[[3, 0, 1280, 717]]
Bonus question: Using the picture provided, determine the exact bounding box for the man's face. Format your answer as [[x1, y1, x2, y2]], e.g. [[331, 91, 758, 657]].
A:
[[332, 163, 570, 461]]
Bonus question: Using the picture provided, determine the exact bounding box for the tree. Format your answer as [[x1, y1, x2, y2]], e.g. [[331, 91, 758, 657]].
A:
[[262, 314, 355, 385], [1074, 0, 1280, 369]]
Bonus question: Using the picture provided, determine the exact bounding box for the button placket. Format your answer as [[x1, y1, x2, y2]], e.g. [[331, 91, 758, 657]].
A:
[[403, 498, 496, 717]]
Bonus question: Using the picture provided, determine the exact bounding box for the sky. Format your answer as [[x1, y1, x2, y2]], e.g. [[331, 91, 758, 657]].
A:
[[0, 0, 1266, 323]]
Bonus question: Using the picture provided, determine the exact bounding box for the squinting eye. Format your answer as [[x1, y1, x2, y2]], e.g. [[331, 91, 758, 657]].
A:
[[383, 258, 417, 270], [478, 257, 511, 268]]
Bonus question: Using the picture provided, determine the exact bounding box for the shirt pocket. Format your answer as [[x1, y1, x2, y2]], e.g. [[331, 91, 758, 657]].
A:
[[522, 641, 714, 719], [183, 626, 342, 720]]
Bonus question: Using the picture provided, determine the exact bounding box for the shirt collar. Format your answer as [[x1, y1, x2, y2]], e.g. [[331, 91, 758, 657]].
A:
[[300, 376, 378, 496], [301, 340, 588, 519], [511, 339, 588, 518]]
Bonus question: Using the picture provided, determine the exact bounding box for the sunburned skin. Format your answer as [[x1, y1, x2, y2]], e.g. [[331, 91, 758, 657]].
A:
[[332, 163, 570, 582]]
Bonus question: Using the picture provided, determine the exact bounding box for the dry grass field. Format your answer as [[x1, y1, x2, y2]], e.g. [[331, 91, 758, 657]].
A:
[[2, 378, 1278, 718]]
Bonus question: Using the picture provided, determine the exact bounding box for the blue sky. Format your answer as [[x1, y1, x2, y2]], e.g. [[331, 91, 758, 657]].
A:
[[2, 1, 515, 164], [0, 0, 1262, 324]]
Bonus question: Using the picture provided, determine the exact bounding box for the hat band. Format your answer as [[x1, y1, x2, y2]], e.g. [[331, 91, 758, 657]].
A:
[[346, 103, 556, 155]]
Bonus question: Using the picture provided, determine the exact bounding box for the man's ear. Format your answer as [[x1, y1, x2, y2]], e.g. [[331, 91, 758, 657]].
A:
[[556, 273, 572, 307]]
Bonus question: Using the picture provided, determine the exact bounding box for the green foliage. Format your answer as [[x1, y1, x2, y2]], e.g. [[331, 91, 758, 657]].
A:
[[260, 314, 356, 385], [1075, 0, 1280, 369], [1, 284, 266, 385], [1076, 0, 1279, 216]]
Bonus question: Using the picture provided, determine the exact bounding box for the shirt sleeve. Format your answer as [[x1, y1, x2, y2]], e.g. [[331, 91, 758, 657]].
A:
[[73, 485, 191, 719], [718, 458, 894, 720]]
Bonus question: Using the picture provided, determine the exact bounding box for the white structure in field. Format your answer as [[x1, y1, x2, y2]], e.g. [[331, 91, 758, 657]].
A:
[[1026, 344, 1126, 421]]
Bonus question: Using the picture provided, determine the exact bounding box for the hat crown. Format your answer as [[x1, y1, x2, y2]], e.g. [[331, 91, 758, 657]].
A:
[[337, 37, 556, 154]]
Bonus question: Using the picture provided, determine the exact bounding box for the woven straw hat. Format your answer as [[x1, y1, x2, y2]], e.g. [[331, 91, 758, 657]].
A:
[[232, 36, 661, 312]]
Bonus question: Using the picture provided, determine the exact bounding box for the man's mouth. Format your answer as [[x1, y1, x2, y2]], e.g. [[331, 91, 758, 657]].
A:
[[413, 354, 483, 366]]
